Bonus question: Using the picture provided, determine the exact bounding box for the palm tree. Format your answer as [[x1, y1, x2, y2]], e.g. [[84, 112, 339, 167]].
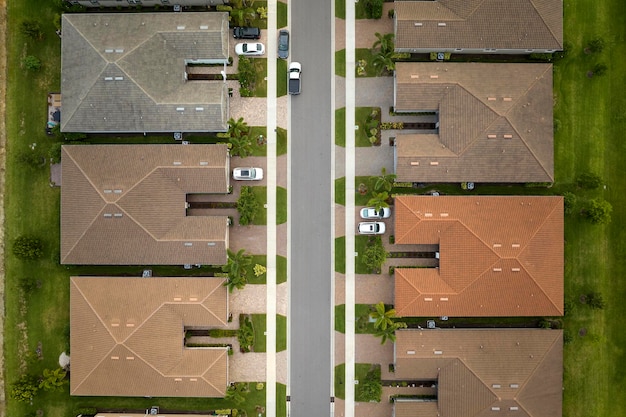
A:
[[227, 117, 249, 138], [373, 167, 396, 192], [374, 321, 407, 344], [39, 368, 67, 392], [372, 32, 395, 55], [367, 191, 390, 212], [222, 249, 252, 292], [229, 134, 254, 158], [370, 302, 396, 330], [372, 50, 395, 75]]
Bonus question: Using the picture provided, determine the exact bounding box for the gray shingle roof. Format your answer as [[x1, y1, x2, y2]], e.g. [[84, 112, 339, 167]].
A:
[[61, 13, 230, 133]]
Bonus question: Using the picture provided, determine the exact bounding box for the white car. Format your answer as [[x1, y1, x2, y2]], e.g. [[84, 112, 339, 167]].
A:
[[235, 42, 265, 56], [360, 207, 391, 219], [233, 167, 264, 181], [358, 222, 386, 235]]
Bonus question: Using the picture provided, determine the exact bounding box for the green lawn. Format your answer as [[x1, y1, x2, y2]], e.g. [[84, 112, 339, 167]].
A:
[[335, 49, 378, 78], [251, 314, 287, 352], [335, 49, 346, 77], [334, 363, 378, 400], [277, 383, 287, 417], [250, 186, 288, 225], [335, 176, 346, 205], [335, 0, 373, 20], [335, 236, 346, 273], [245, 255, 287, 284], [336, 107, 381, 147], [335, 304, 377, 334], [252, 58, 268, 97], [277, 58, 288, 96], [277, 127, 288, 156], [335, 107, 346, 146]]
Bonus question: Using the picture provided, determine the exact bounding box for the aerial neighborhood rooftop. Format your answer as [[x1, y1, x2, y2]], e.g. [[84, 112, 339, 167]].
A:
[[11, 0, 610, 416]]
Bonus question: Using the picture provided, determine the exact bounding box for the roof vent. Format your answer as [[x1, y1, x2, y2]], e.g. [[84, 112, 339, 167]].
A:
[[184, 242, 193, 247], [199, 161, 209, 166], [190, 378, 198, 381], [493, 243, 501, 248], [503, 134, 513, 139], [173, 161, 182, 165], [174, 297, 182, 301], [207, 242, 216, 246], [176, 107, 185, 112], [111, 356, 119, 360], [493, 268, 502, 272], [177, 25, 185, 30], [414, 22, 423, 27], [424, 297, 433, 301], [174, 378, 183, 382], [410, 74, 419, 79], [430, 161, 439, 165], [440, 213, 448, 217], [105, 49, 114, 53], [510, 407, 519, 411], [434, 350, 443, 355], [510, 383, 519, 388], [512, 268, 521, 272], [126, 323, 134, 327], [512, 243, 520, 248], [104, 213, 112, 218], [195, 107, 204, 111], [104, 189, 112, 193], [430, 75, 439, 79], [410, 161, 420, 165], [503, 97, 513, 101], [492, 384, 501, 388], [424, 213, 433, 217], [115, 76, 123, 81], [111, 322, 120, 327], [488, 97, 496, 101], [440, 297, 448, 301], [113, 189, 122, 194], [438, 22, 446, 27], [407, 350, 416, 355], [104, 77, 113, 81], [126, 356, 135, 360], [199, 25, 209, 30], [115, 49, 124, 53], [488, 134, 497, 139], [491, 407, 500, 411], [114, 213, 123, 218], [189, 297, 198, 301]]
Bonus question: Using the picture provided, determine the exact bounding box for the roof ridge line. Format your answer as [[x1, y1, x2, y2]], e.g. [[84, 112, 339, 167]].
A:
[[396, 270, 426, 316], [200, 349, 228, 395], [200, 279, 229, 326], [452, 356, 500, 410], [512, 330, 561, 399], [528, 0, 563, 47], [117, 33, 161, 104], [453, 84, 500, 157]]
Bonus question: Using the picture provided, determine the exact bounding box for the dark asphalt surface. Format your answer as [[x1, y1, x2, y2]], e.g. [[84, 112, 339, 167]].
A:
[[289, 0, 334, 415]]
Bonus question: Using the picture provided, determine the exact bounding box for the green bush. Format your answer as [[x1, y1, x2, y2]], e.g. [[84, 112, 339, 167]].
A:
[[12, 236, 44, 260], [362, 236, 387, 273], [22, 55, 41, 71], [237, 186, 259, 225], [209, 328, 238, 338], [576, 172, 602, 189], [48, 142, 63, 164], [583, 198, 612, 224], [364, 0, 383, 18], [563, 191, 577, 215]]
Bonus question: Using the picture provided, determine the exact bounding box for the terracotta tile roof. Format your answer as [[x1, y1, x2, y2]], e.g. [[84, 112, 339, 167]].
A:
[[394, 196, 563, 317], [61, 13, 229, 133], [394, 329, 563, 417], [70, 276, 229, 397], [394, 0, 563, 51], [394, 62, 554, 183], [61, 144, 230, 265]]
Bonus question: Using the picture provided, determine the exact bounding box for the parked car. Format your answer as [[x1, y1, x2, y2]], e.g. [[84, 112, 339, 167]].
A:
[[288, 61, 302, 95], [233, 167, 264, 181], [358, 222, 386, 235], [233, 27, 261, 39], [360, 207, 391, 219], [235, 42, 265, 56], [278, 29, 289, 59]]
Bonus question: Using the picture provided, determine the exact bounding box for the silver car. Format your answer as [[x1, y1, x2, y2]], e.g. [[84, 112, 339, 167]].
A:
[[233, 167, 264, 180], [278, 29, 289, 59], [358, 222, 386, 235], [360, 207, 391, 219]]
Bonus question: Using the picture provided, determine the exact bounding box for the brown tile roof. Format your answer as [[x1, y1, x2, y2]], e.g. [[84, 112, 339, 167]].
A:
[[61, 13, 230, 133], [394, 329, 563, 417], [394, 62, 554, 183], [61, 144, 230, 265], [394, 0, 563, 51], [394, 196, 563, 317], [70, 276, 229, 397]]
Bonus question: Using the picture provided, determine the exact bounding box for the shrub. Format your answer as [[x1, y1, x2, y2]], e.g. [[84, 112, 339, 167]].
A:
[[20, 20, 44, 40], [48, 142, 63, 164], [256, 382, 264, 390], [562, 191, 577, 215], [576, 172, 602, 189], [13, 236, 44, 260], [22, 55, 41, 71], [362, 236, 387, 273], [237, 186, 259, 225], [18, 276, 39, 294], [591, 63, 607, 77], [582, 198, 612, 224], [585, 37, 605, 54], [586, 292, 606, 309], [17, 149, 45, 168], [253, 264, 266, 277], [10, 375, 39, 402], [216, 4, 233, 11], [364, 0, 383, 18]]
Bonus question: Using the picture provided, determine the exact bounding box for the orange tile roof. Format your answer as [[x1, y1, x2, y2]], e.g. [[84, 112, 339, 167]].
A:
[[61, 144, 230, 265], [70, 276, 229, 397], [394, 196, 563, 317], [394, 63, 554, 183], [394, 0, 563, 51], [394, 329, 563, 417]]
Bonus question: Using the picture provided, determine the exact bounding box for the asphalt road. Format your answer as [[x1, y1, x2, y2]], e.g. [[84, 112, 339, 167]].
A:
[[289, 0, 334, 415]]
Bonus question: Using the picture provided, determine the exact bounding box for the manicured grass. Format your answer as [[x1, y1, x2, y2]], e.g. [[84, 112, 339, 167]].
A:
[[277, 127, 288, 156], [335, 49, 346, 77], [249, 126, 268, 156], [355, 235, 375, 274], [335, 0, 371, 20], [335, 236, 346, 273], [252, 58, 268, 97], [335, 177, 346, 205], [277, 1, 288, 28], [277, 58, 288, 96], [355, 175, 377, 206], [251, 314, 287, 352], [277, 383, 287, 417], [334, 363, 378, 400], [335, 107, 346, 146], [277, 255, 288, 284], [250, 186, 287, 225], [246, 255, 269, 284], [335, 304, 377, 333], [335, 0, 346, 19]]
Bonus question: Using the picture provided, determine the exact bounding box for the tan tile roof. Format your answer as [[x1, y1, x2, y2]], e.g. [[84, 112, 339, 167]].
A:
[[394, 196, 563, 317], [394, 329, 563, 417], [61, 144, 230, 265], [394, 62, 554, 183], [394, 0, 563, 51], [70, 276, 229, 397], [61, 13, 229, 133]]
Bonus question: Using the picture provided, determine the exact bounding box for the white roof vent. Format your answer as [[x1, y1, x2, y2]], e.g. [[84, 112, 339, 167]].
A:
[[434, 350, 443, 355], [414, 22, 423, 27], [199, 25, 209, 30], [177, 25, 185, 30], [438, 22, 447, 27]]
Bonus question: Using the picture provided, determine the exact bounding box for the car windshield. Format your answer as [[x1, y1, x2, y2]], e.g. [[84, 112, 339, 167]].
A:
[[241, 169, 251, 176]]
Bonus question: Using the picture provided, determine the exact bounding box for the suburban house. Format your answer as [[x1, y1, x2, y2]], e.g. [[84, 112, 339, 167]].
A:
[[394, 329, 563, 417], [61, 144, 231, 265], [393, 0, 563, 54], [66, 0, 229, 7], [394, 196, 564, 317], [70, 276, 230, 397], [61, 12, 230, 134], [394, 62, 554, 183]]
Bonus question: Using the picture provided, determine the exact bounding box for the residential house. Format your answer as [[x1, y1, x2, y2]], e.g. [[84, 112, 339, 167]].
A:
[[394, 62, 554, 183], [394, 0, 563, 54], [61, 12, 230, 134], [394, 329, 563, 417], [394, 196, 563, 317], [68, 0, 229, 7], [61, 144, 230, 265], [70, 276, 230, 397]]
